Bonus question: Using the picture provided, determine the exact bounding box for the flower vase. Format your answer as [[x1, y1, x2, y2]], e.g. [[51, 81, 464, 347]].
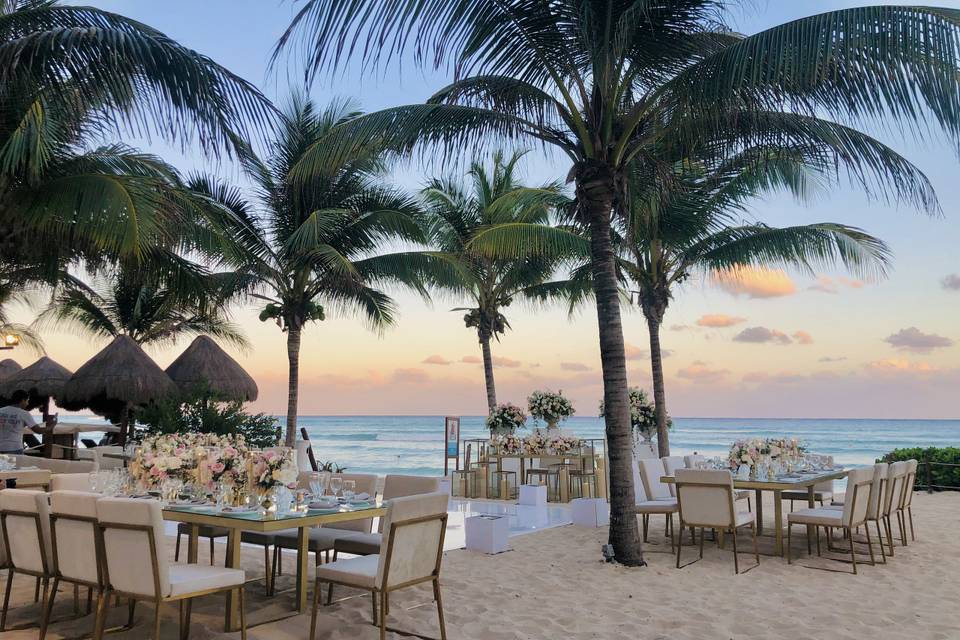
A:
[[258, 491, 274, 514], [546, 419, 559, 431], [749, 463, 758, 480]]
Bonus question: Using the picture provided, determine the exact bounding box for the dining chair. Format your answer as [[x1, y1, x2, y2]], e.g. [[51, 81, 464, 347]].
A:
[[267, 473, 379, 593], [310, 492, 449, 640], [0, 489, 52, 632], [787, 466, 875, 574], [49, 473, 94, 492], [173, 523, 229, 566], [783, 456, 835, 511], [660, 456, 685, 497], [41, 491, 103, 640], [900, 459, 919, 542], [880, 461, 909, 557], [683, 454, 705, 468], [636, 459, 679, 546], [94, 497, 247, 640], [675, 469, 759, 574], [824, 462, 888, 563]]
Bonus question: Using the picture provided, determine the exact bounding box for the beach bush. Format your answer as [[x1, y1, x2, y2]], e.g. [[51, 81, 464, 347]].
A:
[[878, 447, 960, 490], [139, 386, 281, 449]]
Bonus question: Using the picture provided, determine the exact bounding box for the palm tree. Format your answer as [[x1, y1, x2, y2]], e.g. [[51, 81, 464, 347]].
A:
[[192, 95, 458, 446], [275, 1, 960, 565], [36, 261, 248, 349], [0, 0, 274, 268], [421, 150, 570, 413]]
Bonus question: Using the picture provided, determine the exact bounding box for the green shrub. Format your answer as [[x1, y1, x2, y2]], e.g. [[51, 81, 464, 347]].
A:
[[878, 447, 960, 490], [138, 385, 281, 449]]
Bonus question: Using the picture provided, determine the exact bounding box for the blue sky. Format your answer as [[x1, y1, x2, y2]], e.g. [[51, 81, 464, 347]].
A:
[[23, 1, 960, 418]]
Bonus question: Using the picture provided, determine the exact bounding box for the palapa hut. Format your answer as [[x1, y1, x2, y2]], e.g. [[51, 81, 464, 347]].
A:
[[61, 335, 177, 444], [0, 356, 72, 420], [0, 358, 21, 381], [165, 335, 258, 401]]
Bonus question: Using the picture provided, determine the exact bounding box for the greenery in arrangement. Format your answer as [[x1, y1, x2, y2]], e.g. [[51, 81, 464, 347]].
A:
[[880, 448, 960, 490], [600, 388, 669, 444], [527, 390, 575, 427], [420, 151, 572, 413], [138, 386, 281, 449], [486, 403, 527, 433], [316, 460, 348, 474], [189, 94, 460, 446], [275, 0, 960, 564]]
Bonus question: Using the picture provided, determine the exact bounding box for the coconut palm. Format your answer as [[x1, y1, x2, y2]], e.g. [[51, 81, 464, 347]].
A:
[[35, 261, 248, 350], [275, 0, 960, 565], [191, 95, 458, 446], [421, 150, 571, 413]]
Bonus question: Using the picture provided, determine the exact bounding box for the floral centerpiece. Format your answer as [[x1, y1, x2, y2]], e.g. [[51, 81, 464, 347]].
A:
[[599, 387, 670, 448], [493, 433, 524, 455], [195, 436, 249, 493], [486, 403, 527, 435], [728, 438, 764, 472], [131, 433, 251, 491], [548, 433, 584, 455], [247, 448, 298, 497], [527, 390, 575, 429], [523, 430, 550, 455]]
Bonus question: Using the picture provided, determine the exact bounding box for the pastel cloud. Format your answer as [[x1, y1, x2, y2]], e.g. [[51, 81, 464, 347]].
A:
[[391, 368, 430, 384], [808, 275, 866, 294], [818, 356, 847, 363], [460, 355, 482, 364], [624, 344, 672, 360], [792, 330, 814, 345], [676, 360, 730, 383], [696, 314, 746, 328], [422, 355, 451, 365], [864, 359, 940, 375], [942, 274, 960, 291], [711, 266, 797, 299], [742, 371, 805, 384], [492, 356, 522, 368], [670, 324, 694, 332], [883, 327, 953, 353], [560, 361, 591, 372], [733, 326, 793, 345]]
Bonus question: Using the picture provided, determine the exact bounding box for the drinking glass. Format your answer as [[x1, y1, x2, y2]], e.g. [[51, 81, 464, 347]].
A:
[[328, 475, 343, 497], [342, 480, 356, 502], [309, 472, 323, 498]]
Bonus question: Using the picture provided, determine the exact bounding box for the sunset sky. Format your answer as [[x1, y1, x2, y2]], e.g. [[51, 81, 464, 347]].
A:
[[8, 1, 960, 419]]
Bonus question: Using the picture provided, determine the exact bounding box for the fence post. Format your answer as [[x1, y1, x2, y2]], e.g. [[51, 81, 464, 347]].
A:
[[926, 459, 933, 494]]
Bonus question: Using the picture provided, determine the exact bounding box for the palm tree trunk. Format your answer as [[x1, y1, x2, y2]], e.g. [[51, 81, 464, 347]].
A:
[[479, 332, 497, 413], [580, 166, 645, 567], [646, 315, 670, 457], [285, 324, 302, 447]]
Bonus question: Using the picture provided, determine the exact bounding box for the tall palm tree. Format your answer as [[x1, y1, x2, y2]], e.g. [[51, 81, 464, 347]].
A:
[[421, 150, 570, 413], [275, 1, 960, 565], [36, 261, 248, 349], [192, 95, 458, 446]]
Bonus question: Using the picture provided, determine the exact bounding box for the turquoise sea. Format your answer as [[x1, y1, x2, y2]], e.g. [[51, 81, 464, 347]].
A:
[[292, 416, 960, 476]]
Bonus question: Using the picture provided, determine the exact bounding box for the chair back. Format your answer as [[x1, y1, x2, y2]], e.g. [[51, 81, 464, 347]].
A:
[[377, 492, 448, 589], [632, 458, 648, 503], [684, 455, 705, 469], [661, 456, 685, 496], [93, 447, 126, 471], [901, 459, 918, 508], [50, 491, 101, 585], [841, 467, 875, 528], [0, 489, 52, 575], [675, 469, 736, 528], [867, 463, 888, 520], [638, 458, 672, 500], [380, 475, 441, 532], [327, 473, 378, 533], [882, 461, 909, 517], [96, 498, 168, 598], [50, 473, 95, 492]]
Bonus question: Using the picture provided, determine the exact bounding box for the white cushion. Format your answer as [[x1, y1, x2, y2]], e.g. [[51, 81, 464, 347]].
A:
[[333, 532, 381, 556], [787, 507, 843, 527], [50, 473, 94, 492], [734, 510, 755, 527], [274, 526, 364, 552], [635, 499, 678, 514], [315, 554, 379, 589], [167, 563, 245, 597]]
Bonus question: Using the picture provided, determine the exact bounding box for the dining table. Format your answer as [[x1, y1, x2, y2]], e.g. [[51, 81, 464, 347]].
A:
[[661, 468, 848, 556], [163, 500, 385, 631]]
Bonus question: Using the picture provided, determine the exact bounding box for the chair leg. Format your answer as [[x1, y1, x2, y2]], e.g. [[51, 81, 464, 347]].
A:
[[35, 576, 41, 602], [127, 598, 137, 627], [751, 522, 760, 566], [698, 527, 705, 559], [1, 570, 14, 631], [848, 527, 858, 575], [153, 601, 163, 640], [183, 598, 193, 640], [238, 587, 247, 640], [675, 522, 683, 569], [309, 580, 321, 640], [39, 577, 58, 640], [731, 526, 740, 574], [898, 511, 908, 547], [73, 582, 80, 616], [175, 532, 182, 561], [277, 547, 283, 575], [884, 516, 895, 557], [642, 514, 648, 542], [864, 522, 876, 565], [379, 592, 388, 640], [433, 578, 447, 640], [786, 523, 792, 565], [263, 545, 272, 595], [93, 589, 108, 640], [371, 589, 377, 624], [210, 537, 215, 565], [805, 523, 812, 556], [87, 587, 94, 615], [815, 525, 822, 557], [908, 506, 916, 541], [874, 520, 887, 564], [270, 545, 280, 596]]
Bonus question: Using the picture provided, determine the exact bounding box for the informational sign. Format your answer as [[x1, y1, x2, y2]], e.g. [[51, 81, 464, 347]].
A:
[[443, 416, 460, 475]]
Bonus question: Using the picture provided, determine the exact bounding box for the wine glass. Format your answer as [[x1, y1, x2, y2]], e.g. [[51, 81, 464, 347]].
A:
[[328, 475, 343, 498], [342, 480, 356, 502]]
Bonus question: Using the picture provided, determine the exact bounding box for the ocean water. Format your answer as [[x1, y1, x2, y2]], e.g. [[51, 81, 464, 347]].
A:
[[295, 416, 960, 476]]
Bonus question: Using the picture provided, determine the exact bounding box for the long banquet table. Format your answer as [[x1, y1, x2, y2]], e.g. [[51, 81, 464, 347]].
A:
[[163, 501, 385, 630], [661, 468, 848, 555]]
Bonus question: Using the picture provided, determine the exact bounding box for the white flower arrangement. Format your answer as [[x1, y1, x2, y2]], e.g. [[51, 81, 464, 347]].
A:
[[523, 430, 550, 455], [493, 433, 524, 455], [527, 390, 575, 426], [548, 434, 584, 455], [486, 403, 527, 433], [248, 448, 298, 493], [728, 437, 807, 469]]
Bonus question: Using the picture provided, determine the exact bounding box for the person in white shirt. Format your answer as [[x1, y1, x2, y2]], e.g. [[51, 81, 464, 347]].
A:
[[0, 390, 55, 455]]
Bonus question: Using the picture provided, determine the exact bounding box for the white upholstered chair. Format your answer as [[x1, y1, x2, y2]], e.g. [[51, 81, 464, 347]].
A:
[[826, 462, 888, 563], [683, 454, 705, 468], [881, 461, 909, 555], [900, 459, 919, 543], [94, 497, 247, 640], [41, 491, 103, 639], [783, 456, 835, 510], [660, 456, 685, 496], [636, 459, 679, 546], [681, 455, 751, 510], [310, 492, 449, 640], [49, 473, 94, 492], [787, 466, 875, 573], [0, 489, 53, 631], [675, 469, 758, 574]]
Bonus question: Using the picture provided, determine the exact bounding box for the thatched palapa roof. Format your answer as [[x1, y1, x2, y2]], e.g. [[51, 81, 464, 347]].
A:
[[165, 335, 258, 401], [0, 359, 21, 381], [0, 356, 72, 398], [61, 335, 177, 417]]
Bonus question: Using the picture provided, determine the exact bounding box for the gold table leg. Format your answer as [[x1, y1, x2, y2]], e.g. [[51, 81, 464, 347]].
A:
[[187, 524, 199, 564], [754, 489, 764, 535], [295, 526, 309, 614], [773, 489, 784, 556], [224, 529, 242, 632], [806, 485, 816, 554]]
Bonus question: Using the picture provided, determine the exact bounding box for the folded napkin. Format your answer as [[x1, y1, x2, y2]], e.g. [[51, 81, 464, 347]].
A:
[[354, 492, 370, 501], [309, 501, 338, 510]]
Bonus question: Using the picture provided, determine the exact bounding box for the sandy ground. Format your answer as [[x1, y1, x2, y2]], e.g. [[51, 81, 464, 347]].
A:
[[4, 491, 958, 640]]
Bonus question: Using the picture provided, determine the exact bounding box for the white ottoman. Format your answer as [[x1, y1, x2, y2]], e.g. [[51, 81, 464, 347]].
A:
[[465, 514, 510, 554], [519, 484, 547, 506], [571, 497, 609, 528], [438, 476, 452, 496]]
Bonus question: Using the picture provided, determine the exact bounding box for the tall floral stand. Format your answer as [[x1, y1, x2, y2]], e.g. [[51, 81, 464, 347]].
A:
[[634, 436, 657, 460]]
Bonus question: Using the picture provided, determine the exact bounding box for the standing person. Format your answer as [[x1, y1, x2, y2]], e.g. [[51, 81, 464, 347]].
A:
[[0, 390, 55, 454]]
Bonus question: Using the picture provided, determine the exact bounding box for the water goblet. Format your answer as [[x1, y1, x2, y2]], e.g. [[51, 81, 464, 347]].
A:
[[328, 475, 343, 498], [309, 472, 323, 498], [342, 480, 356, 502]]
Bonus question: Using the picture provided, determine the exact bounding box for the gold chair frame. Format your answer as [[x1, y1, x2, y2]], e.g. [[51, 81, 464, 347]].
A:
[[675, 479, 759, 575]]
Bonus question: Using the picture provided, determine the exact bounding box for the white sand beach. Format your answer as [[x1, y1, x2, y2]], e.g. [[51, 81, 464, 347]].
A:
[[7, 491, 957, 640]]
